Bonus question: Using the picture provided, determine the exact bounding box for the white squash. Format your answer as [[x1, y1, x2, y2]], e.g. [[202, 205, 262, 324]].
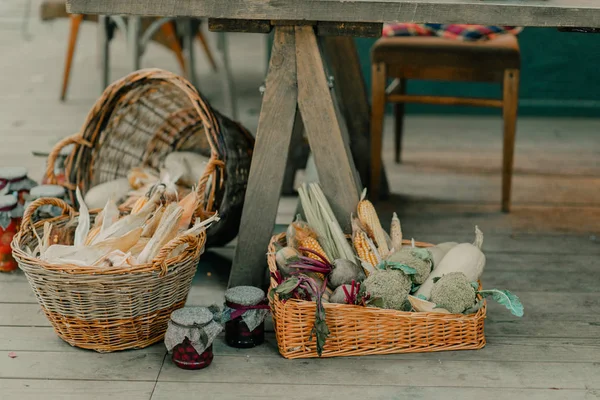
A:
[[415, 227, 485, 299], [83, 178, 131, 210], [427, 241, 459, 267], [164, 151, 209, 187]]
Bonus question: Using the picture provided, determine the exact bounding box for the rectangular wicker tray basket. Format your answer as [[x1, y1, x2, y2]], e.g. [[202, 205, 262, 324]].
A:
[[267, 233, 486, 359]]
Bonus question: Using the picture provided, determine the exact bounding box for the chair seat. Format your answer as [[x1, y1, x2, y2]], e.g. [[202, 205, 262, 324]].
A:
[[372, 34, 520, 71]]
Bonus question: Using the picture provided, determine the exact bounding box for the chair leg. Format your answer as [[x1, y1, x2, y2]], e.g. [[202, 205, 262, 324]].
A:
[[369, 62, 387, 201], [394, 78, 406, 164], [196, 29, 218, 71], [60, 14, 84, 101], [501, 69, 520, 213], [160, 21, 187, 76]]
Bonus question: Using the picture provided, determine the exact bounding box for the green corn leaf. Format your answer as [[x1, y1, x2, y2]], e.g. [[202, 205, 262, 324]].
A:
[[479, 289, 524, 317], [416, 294, 428, 301], [470, 281, 479, 291]]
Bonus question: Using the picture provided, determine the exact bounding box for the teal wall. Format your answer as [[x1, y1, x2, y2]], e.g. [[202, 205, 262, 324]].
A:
[[354, 28, 600, 117]]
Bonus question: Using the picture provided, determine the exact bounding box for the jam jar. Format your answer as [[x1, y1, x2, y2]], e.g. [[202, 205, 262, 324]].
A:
[[0, 195, 23, 272], [0, 167, 37, 206], [164, 307, 222, 370], [25, 184, 67, 221], [223, 286, 270, 349]]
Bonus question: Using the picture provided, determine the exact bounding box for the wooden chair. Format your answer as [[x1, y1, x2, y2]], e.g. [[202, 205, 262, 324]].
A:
[[58, 14, 218, 101], [370, 34, 520, 212], [40, 1, 219, 100]]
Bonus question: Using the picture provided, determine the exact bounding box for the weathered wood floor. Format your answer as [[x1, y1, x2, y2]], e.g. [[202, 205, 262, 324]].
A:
[[1, 1, 599, 399]]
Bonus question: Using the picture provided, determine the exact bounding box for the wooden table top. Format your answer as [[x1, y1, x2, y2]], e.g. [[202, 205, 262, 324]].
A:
[[67, 0, 600, 28]]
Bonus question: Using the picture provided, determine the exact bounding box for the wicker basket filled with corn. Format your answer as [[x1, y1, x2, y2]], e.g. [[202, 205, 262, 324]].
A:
[[267, 183, 524, 359]]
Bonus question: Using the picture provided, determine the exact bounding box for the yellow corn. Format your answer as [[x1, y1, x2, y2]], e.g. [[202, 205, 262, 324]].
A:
[[390, 212, 403, 252], [351, 216, 379, 275], [357, 188, 389, 258], [298, 236, 330, 264]]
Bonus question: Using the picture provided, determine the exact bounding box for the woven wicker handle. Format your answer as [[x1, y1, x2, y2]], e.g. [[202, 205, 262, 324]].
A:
[[152, 230, 206, 275], [19, 197, 75, 241], [45, 134, 91, 186]]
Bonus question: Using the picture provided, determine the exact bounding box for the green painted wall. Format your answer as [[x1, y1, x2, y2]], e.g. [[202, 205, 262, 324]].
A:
[[355, 28, 600, 117]]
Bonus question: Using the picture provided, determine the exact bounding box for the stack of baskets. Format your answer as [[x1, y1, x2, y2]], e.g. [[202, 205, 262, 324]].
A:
[[267, 233, 487, 359], [45, 68, 254, 248]]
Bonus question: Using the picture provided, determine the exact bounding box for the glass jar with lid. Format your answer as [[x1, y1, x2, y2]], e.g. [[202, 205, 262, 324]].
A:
[[0, 195, 23, 272], [0, 167, 37, 206], [164, 307, 223, 370], [223, 286, 270, 348]]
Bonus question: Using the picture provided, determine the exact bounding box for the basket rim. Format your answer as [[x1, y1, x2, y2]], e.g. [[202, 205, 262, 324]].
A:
[[12, 197, 206, 276], [267, 232, 487, 319]]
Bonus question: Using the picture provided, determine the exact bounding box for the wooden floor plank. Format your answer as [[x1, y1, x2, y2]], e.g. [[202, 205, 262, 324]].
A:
[[152, 382, 599, 400], [2, 325, 598, 363], [2, 327, 599, 363], [157, 355, 600, 389], [0, 351, 164, 381], [0, 326, 166, 354], [0, 304, 48, 327], [0, 379, 155, 400]]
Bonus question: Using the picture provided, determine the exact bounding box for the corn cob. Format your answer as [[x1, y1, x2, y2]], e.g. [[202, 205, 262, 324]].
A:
[[351, 216, 379, 276], [357, 188, 389, 258], [298, 236, 330, 264], [131, 196, 148, 214], [390, 212, 403, 252], [288, 216, 331, 264]]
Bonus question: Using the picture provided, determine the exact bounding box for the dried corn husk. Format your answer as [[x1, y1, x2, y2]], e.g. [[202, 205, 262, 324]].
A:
[[131, 195, 149, 214], [128, 166, 159, 190], [85, 226, 101, 246], [136, 203, 183, 264], [90, 207, 152, 245], [169, 214, 220, 258], [158, 170, 181, 203], [130, 237, 151, 258], [141, 205, 164, 238], [44, 227, 143, 266], [93, 250, 136, 268], [301, 183, 356, 262], [101, 198, 120, 233], [178, 190, 198, 231], [74, 188, 90, 247]]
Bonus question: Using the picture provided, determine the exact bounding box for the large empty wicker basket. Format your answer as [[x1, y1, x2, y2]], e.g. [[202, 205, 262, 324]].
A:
[[45, 68, 254, 247]]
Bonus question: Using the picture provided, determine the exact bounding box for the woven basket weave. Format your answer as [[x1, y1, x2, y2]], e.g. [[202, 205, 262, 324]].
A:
[[267, 233, 486, 359], [45, 68, 254, 248], [12, 198, 205, 353]]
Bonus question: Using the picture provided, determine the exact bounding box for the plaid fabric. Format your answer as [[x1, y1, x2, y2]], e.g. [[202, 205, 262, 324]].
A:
[[382, 23, 523, 41]]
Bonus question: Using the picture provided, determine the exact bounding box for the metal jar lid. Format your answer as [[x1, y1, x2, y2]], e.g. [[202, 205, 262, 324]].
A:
[[225, 286, 266, 306], [30, 184, 65, 199], [0, 195, 17, 211], [0, 167, 27, 180], [170, 307, 214, 328]]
